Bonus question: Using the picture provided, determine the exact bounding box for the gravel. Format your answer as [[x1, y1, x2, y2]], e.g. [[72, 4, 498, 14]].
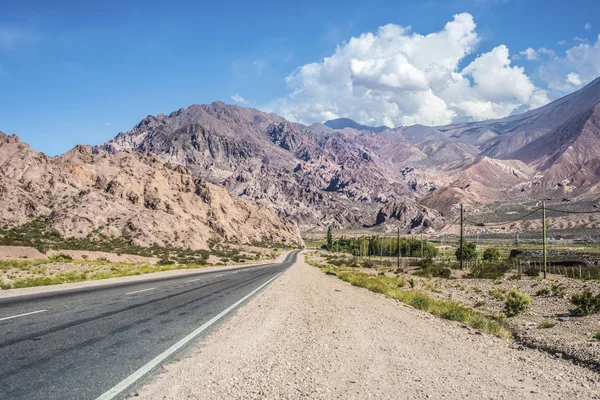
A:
[[136, 253, 600, 399]]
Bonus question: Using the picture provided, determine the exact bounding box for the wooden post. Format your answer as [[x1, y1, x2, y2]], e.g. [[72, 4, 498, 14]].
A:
[[460, 203, 464, 269], [542, 200, 547, 279], [397, 227, 400, 271]]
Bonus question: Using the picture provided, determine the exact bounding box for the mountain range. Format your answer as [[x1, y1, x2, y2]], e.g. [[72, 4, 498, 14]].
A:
[[2, 76, 600, 246], [95, 76, 600, 232]]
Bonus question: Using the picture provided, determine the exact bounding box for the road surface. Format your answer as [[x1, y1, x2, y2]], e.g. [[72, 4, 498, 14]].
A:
[[0, 250, 299, 400]]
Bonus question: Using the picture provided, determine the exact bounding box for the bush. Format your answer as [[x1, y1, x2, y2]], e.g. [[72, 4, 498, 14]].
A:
[[466, 263, 511, 280], [483, 248, 501, 262], [48, 253, 73, 262], [522, 264, 540, 277], [571, 290, 600, 316], [504, 290, 531, 317], [455, 243, 477, 262], [414, 259, 452, 279], [488, 288, 506, 300], [157, 258, 175, 266], [594, 332, 600, 341], [539, 321, 556, 329]]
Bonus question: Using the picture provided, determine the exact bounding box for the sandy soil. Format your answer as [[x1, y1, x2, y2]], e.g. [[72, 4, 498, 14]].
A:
[[136, 253, 600, 399]]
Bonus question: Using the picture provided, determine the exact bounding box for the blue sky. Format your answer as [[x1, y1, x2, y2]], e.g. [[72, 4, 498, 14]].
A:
[[1, 0, 599, 155]]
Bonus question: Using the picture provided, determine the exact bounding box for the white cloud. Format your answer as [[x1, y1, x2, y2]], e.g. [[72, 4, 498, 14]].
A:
[[519, 47, 538, 60], [567, 72, 582, 86], [539, 34, 600, 91], [230, 94, 248, 104], [557, 40, 567, 46], [104, 122, 112, 127], [269, 13, 548, 127], [538, 47, 556, 59], [585, 22, 592, 30]]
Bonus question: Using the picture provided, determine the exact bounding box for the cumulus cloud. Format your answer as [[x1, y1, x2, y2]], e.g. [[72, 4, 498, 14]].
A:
[[557, 40, 567, 46], [539, 34, 600, 91], [269, 13, 548, 127], [519, 47, 538, 60], [585, 22, 592, 30], [230, 94, 248, 104]]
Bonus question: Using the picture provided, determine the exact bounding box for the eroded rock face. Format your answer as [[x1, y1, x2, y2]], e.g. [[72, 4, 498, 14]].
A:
[[95, 103, 415, 231], [0, 132, 303, 249], [375, 201, 445, 233]]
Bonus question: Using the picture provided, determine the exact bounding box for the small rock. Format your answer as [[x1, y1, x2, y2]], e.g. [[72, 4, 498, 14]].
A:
[[558, 316, 570, 322]]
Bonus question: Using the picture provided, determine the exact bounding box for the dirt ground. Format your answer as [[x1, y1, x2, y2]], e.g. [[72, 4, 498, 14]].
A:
[[136, 252, 600, 400]]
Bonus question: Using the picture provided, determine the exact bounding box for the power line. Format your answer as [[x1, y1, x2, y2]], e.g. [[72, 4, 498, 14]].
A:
[[437, 216, 461, 234], [545, 207, 600, 214], [463, 208, 541, 227]]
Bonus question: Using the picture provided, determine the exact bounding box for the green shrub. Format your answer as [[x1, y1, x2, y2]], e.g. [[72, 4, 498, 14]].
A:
[[488, 288, 506, 300], [414, 259, 452, 279], [482, 248, 501, 261], [455, 242, 477, 262], [48, 253, 73, 262], [536, 288, 551, 297], [538, 321, 556, 329], [594, 332, 600, 341], [522, 264, 540, 277], [157, 258, 175, 266], [467, 263, 511, 279], [504, 290, 531, 317], [550, 284, 566, 297], [409, 278, 416, 288], [571, 290, 600, 315]]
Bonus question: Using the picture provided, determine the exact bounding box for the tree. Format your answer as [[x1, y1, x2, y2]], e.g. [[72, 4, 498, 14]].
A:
[[455, 242, 477, 261], [483, 248, 501, 261], [326, 225, 333, 251]]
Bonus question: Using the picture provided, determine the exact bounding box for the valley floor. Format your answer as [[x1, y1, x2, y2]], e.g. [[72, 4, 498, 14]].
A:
[[137, 253, 600, 399]]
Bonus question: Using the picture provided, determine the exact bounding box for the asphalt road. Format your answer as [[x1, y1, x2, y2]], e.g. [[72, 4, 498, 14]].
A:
[[0, 250, 299, 400]]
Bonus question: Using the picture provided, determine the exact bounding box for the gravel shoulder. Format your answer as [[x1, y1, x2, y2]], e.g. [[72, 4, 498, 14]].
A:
[[137, 252, 600, 399]]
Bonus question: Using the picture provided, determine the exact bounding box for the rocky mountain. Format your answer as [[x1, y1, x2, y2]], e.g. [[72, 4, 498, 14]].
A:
[[374, 201, 445, 233], [0, 132, 303, 249], [95, 103, 417, 230], [93, 75, 600, 232]]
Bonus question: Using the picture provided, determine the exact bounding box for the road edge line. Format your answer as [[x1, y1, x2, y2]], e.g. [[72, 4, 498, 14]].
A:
[[95, 269, 286, 400]]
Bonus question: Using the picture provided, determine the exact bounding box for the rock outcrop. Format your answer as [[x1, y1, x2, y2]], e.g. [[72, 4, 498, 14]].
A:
[[374, 201, 445, 233], [0, 132, 303, 249]]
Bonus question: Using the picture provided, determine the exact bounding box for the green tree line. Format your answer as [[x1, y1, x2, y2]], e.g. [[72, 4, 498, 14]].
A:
[[323, 235, 438, 259]]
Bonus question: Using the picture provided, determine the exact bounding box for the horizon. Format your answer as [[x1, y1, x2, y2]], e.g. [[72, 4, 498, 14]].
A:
[[2, 0, 600, 155]]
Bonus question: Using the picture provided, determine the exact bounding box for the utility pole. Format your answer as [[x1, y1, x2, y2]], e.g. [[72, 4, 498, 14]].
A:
[[420, 230, 424, 261], [460, 203, 464, 269], [542, 200, 547, 279], [397, 227, 400, 270]]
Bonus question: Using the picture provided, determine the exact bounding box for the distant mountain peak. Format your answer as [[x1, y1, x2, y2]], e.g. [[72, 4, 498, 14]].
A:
[[324, 118, 390, 133]]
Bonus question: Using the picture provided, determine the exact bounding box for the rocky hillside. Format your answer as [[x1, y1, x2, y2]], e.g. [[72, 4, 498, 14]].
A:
[[93, 75, 600, 232], [95, 103, 416, 230], [0, 132, 303, 249]]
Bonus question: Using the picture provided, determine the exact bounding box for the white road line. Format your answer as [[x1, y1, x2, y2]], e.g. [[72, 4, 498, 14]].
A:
[[215, 274, 224, 277], [125, 288, 156, 295], [0, 309, 48, 322], [95, 270, 285, 400], [185, 278, 202, 283]]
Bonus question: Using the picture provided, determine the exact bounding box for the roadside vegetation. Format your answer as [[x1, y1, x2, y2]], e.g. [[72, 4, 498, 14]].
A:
[[307, 258, 512, 340], [307, 228, 600, 370], [0, 219, 284, 290], [0, 218, 279, 265]]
